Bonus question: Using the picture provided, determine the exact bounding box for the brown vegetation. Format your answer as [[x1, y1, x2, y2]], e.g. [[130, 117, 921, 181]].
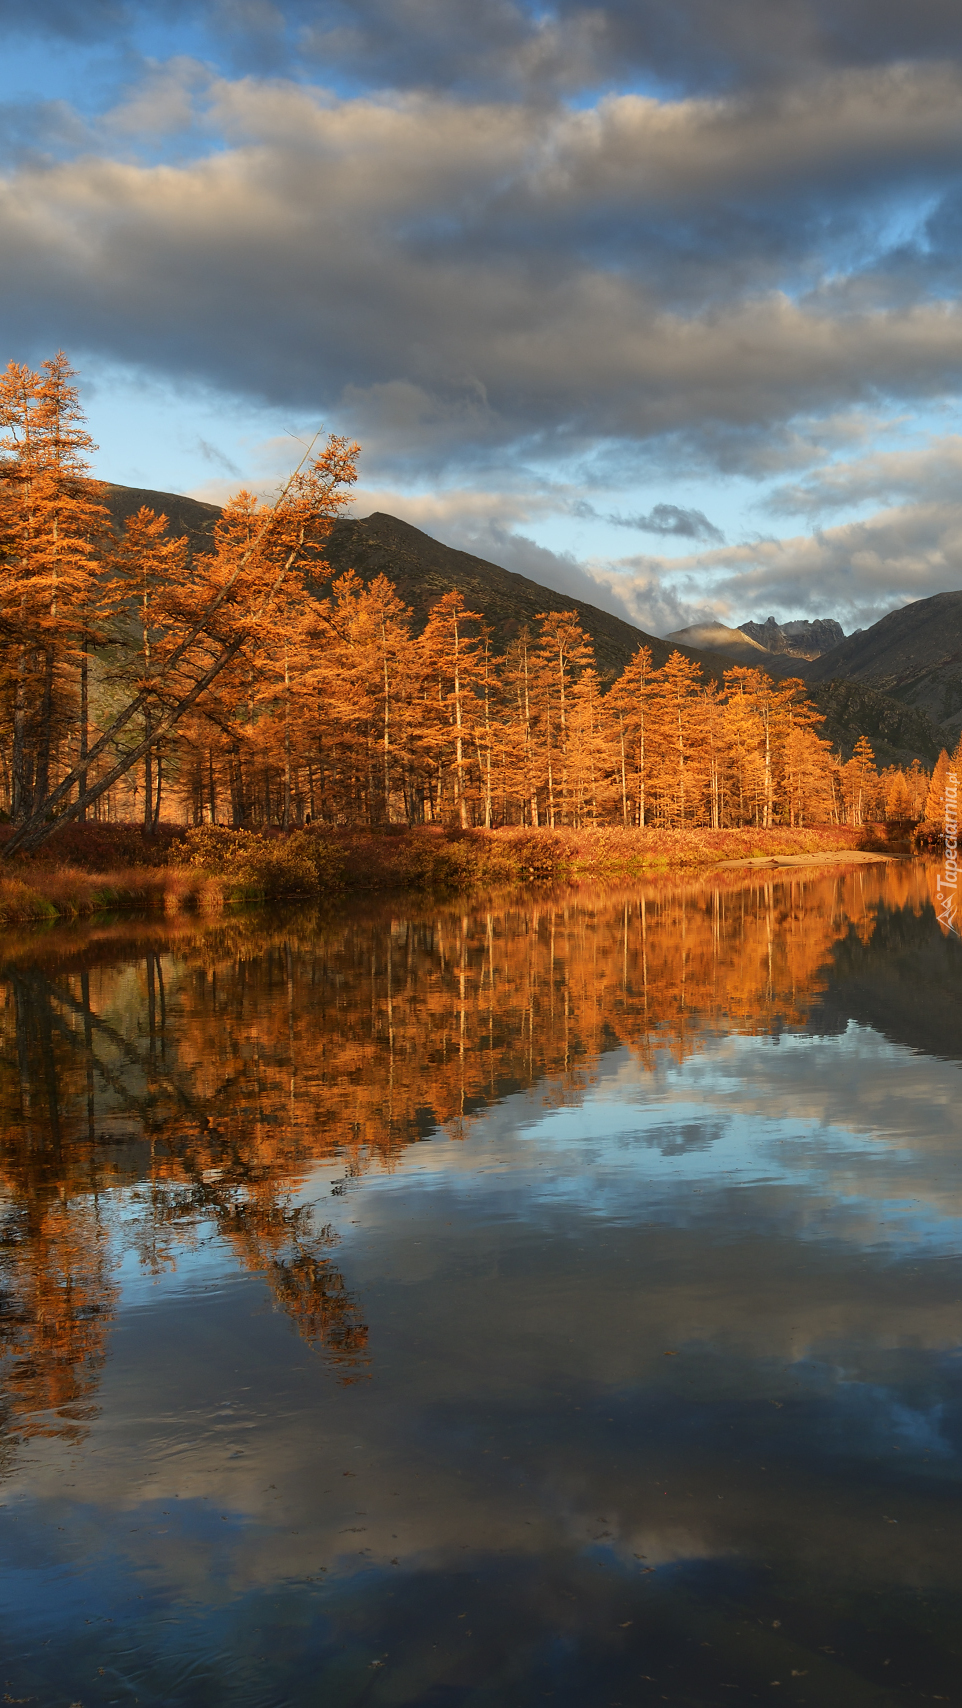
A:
[[0, 820, 889, 922]]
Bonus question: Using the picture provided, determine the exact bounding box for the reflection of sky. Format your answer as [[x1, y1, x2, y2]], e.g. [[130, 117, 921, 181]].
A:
[[333, 1023, 962, 1261], [3, 1003, 962, 1701]]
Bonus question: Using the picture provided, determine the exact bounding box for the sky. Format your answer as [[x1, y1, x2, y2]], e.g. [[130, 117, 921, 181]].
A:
[[4, 2, 962, 636]]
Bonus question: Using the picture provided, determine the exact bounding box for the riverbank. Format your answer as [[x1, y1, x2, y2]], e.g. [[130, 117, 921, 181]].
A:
[[0, 822, 905, 923]]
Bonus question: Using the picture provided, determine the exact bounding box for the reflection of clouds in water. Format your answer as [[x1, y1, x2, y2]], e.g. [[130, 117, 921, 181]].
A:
[[2, 875, 961, 1699], [359, 1024, 962, 1259]]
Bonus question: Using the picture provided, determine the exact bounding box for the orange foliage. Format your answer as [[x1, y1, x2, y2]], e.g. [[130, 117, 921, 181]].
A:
[[0, 353, 932, 844]]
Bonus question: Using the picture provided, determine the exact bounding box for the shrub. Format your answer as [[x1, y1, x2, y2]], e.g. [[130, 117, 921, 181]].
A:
[[0, 822, 186, 870], [181, 826, 348, 898]]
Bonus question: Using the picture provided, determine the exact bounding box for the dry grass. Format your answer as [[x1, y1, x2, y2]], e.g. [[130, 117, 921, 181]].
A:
[[0, 821, 891, 922], [0, 864, 225, 925]]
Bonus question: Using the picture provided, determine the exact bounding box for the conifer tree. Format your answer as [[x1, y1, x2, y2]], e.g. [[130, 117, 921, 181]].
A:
[[924, 749, 950, 825]]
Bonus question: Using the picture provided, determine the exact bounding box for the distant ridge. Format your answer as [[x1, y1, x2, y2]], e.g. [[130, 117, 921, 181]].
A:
[[739, 616, 846, 659], [665, 620, 776, 665]]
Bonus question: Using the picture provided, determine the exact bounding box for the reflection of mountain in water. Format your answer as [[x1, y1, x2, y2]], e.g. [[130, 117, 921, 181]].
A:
[[805, 874, 962, 1061], [0, 860, 942, 1443]]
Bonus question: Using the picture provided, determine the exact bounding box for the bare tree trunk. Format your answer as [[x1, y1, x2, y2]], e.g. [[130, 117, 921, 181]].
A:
[[33, 647, 55, 816], [78, 637, 89, 825], [143, 710, 153, 833]]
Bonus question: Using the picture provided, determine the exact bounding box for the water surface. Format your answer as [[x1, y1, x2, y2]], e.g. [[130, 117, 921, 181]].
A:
[[0, 861, 960, 1706]]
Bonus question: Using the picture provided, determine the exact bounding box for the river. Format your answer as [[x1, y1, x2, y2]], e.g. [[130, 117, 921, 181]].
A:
[[0, 859, 959, 1705]]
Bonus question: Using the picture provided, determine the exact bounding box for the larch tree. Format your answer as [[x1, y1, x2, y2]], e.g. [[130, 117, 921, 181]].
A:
[[2, 425, 358, 855], [843, 734, 878, 826], [606, 644, 655, 827], [532, 611, 594, 826], [0, 354, 111, 824], [649, 651, 705, 826], [924, 749, 950, 824], [421, 592, 484, 828], [108, 506, 191, 830]]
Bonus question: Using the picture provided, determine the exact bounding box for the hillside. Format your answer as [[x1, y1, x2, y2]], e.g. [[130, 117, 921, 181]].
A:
[[316, 512, 724, 683], [103, 487, 728, 684], [104, 482, 221, 549], [806, 591, 962, 744], [808, 681, 942, 767], [101, 484, 941, 765]]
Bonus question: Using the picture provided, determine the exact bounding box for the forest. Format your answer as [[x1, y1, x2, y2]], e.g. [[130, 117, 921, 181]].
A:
[[0, 355, 947, 851]]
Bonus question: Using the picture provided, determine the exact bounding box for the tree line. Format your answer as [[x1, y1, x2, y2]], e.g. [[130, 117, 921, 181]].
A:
[[0, 354, 933, 845]]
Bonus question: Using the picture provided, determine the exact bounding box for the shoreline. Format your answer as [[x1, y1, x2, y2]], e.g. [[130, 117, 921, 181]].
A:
[[0, 823, 910, 925]]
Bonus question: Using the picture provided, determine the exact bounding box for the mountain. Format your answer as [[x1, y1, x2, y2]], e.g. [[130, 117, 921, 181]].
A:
[[806, 591, 962, 747], [807, 681, 942, 768], [102, 486, 730, 684], [104, 482, 221, 550], [663, 621, 775, 665], [739, 616, 846, 659], [101, 484, 941, 765]]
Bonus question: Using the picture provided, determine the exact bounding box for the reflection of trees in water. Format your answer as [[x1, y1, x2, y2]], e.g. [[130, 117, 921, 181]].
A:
[[0, 861, 935, 1442]]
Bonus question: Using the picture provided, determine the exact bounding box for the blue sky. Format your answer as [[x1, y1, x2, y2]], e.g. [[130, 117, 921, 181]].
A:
[[4, 0, 962, 634]]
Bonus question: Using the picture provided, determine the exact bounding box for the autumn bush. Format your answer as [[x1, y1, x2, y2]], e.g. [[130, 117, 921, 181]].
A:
[[181, 826, 334, 898], [0, 822, 186, 870]]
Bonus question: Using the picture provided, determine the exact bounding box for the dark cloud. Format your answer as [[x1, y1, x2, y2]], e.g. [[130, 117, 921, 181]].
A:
[[3, 6, 962, 620], [609, 503, 724, 543], [7, 0, 962, 95], [0, 0, 129, 39], [4, 67, 962, 488]]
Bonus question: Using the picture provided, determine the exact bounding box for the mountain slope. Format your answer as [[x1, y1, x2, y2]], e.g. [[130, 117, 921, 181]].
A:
[[808, 681, 942, 767], [103, 488, 734, 683], [104, 482, 221, 550], [806, 591, 962, 743]]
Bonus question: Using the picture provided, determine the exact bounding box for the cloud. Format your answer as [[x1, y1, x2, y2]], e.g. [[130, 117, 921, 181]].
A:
[[104, 57, 212, 139], [599, 493, 962, 632], [766, 433, 962, 516], [9, 0, 962, 100], [192, 435, 241, 475], [608, 503, 724, 543], [4, 21, 962, 626], [6, 66, 962, 491]]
